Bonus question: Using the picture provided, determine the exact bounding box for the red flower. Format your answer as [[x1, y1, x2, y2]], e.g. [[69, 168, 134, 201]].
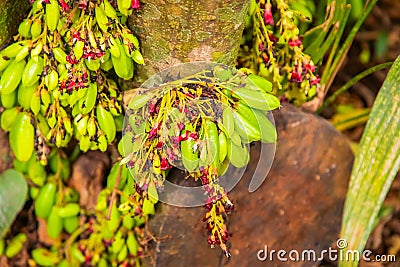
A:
[[160, 158, 170, 170], [290, 72, 303, 83], [288, 38, 302, 47], [264, 4, 274, 25], [132, 0, 140, 9], [59, 0, 69, 12], [310, 75, 320, 85]]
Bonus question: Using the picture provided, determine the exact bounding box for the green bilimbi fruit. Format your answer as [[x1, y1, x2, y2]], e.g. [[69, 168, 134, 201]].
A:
[[32, 248, 59, 267], [34, 182, 57, 219], [96, 104, 116, 142], [233, 110, 261, 142], [44, 69, 59, 91], [118, 0, 132, 11], [30, 92, 41, 115], [117, 244, 128, 262], [111, 230, 125, 254], [18, 83, 37, 109], [107, 163, 121, 190], [143, 198, 155, 215], [57, 259, 70, 267], [108, 35, 120, 58], [122, 215, 135, 230], [0, 239, 4, 256], [13, 157, 29, 174], [128, 93, 151, 109], [79, 135, 91, 152], [22, 56, 44, 87], [52, 47, 68, 64], [18, 19, 32, 38], [221, 106, 235, 137], [58, 203, 80, 218], [103, 0, 117, 18], [79, 82, 97, 114], [30, 187, 40, 199], [87, 117, 97, 137], [106, 203, 120, 232], [63, 215, 79, 234], [254, 110, 277, 143], [218, 131, 228, 163], [1, 90, 17, 108], [5, 233, 26, 258], [205, 120, 220, 169], [126, 232, 139, 255], [45, 0, 60, 32], [95, 6, 108, 32], [9, 111, 34, 162], [15, 44, 30, 62], [148, 181, 159, 203], [84, 58, 101, 71], [132, 50, 144, 64], [30, 19, 42, 38], [31, 41, 43, 57], [0, 59, 25, 94], [70, 243, 85, 263], [233, 87, 280, 111], [0, 107, 18, 132], [1, 41, 28, 58], [111, 42, 133, 80], [75, 114, 89, 136], [73, 40, 85, 60], [228, 142, 249, 168], [0, 55, 11, 71], [28, 155, 47, 186], [181, 125, 199, 172], [247, 74, 273, 93], [47, 206, 63, 239], [49, 154, 70, 180]]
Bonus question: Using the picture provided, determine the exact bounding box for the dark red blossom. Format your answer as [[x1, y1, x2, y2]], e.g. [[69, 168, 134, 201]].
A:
[[132, 0, 140, 9], [288, 38, 302, 47], [160, 158, 170, 170], [290, 72, 303, 83], [310, 75, 320, 85], [264, 4, 274, 25], [59, 0, 69, 12]]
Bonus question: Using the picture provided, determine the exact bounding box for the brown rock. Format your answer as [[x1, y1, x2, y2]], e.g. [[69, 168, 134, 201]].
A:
[[143, 103, 354, 267], [68, 151, 111, 211], [0, 128, 12, 172]]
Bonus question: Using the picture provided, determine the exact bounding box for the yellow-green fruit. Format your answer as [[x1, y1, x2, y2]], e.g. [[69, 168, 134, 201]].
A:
[[111, 42, 133, 80], [126, 232, 139, 255], [15, 45, 30, 62], [228, 142, 249, 168], [18, 19, 32, 38], [5, 235, 25, 258], [79, 82, 97, 114], [46, 0, 60, 32], [63, 215, 79, 234], [1, 90, 17, 108], [58, 203, 80, 218], [181, 135, 198, 172], [218, 131, 228, 163], [1, 41, 28, 58], [34, 182, 57, 219], [96, 105, 116, 142], [0, 107, 18, 131], [28, 156, 47, 186], [0, 59, 25, 94], [52, 47, 68, 64], [44, 69, 59, 91], [0, 55, 11, 71], [32, 248, 59, 267], [18, 83, 37, 110], [30, 19, 42, 38], [9, 111, 34, 162], [47, 206, 63, 239], [22, 56, 44, 87]]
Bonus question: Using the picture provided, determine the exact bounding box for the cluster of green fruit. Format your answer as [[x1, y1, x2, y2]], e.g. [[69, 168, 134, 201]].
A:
[[239, 0, 320, 105], [0, 0, 144, 164], [122, 65, 279, 256], [0, 0, 148, 266]]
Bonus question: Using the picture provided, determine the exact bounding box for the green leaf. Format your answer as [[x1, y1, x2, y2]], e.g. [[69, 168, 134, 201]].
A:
[[0, 169, 28, 237], [339, 55, 400, 266]]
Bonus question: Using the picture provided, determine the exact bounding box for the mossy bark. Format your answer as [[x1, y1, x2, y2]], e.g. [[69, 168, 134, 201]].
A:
[[128, 0, 250, 83], [0, 0, 31, 46]]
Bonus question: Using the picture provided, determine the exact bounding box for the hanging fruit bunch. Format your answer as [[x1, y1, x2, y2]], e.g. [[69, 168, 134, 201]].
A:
[[0, 0, 144, 164], [239, 0, 320, 105], [121, 64, 280, 257], [0, 0, 149, 266]]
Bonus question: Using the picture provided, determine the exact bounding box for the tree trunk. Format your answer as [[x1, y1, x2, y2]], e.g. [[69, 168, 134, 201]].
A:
[[0, 0, 31, 46], [128, 0, 250, 82]]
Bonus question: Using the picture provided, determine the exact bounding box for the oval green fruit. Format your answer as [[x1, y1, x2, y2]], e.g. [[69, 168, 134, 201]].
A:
[[34, 182, 57, 219], [9, 112, 34, 162], [22, 56, 44, 87], [0, 59, 26, 94]]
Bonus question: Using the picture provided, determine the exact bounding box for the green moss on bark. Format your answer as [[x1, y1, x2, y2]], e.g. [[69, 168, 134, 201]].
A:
[[128, 0, 250, 82], [0, 0, 31, 46]]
